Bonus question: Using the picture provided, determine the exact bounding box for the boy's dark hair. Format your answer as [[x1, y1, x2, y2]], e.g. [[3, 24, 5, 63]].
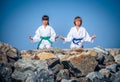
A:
[[42, 15, 49, 25], [74, 16, 82, 26]]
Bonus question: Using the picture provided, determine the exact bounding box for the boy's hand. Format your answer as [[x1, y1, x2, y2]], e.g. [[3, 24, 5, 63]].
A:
[[60, 35, 65, 41], [29, 36, 33, 40]]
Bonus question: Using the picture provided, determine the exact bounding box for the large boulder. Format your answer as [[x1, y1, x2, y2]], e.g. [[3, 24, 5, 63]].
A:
[[62, 49, 98, 76], [0, 42, 21, 64], [12, 58, 54, 82], [0, 42, 21, 82]]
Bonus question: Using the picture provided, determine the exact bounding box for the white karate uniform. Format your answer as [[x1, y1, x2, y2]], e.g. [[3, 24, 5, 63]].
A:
[[32, 25, 56, 49], [64, 26, 93, 49]]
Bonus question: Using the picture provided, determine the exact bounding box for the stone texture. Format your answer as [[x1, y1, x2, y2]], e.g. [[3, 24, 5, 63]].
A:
[[108, 49, 120, 56], [93, 46, 109, 55], [95, 52, 105, 64], [0, 42, 21, 82], [86, 72, 104, 81], [12, 58, 54, 82], [114, 55, 120, 64], [1, 41, 120, 82], [106, 64, 117, 73], [69, 54, 98, 76], [104, 54, 115, 63], [99, 69, 111, 78], [56, 69, 70, 81]]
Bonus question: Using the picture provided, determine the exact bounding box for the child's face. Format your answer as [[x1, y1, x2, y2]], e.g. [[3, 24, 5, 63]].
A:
[[42, 20, 48, 25], [75, 20, 81, 26]]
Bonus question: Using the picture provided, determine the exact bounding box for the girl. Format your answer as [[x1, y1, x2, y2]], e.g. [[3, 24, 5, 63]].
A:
[[60, 16, 96, 49], [29, 15, 57, 49]]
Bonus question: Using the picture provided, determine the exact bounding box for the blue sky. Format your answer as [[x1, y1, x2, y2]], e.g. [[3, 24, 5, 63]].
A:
[[0, 0, 120, 50]]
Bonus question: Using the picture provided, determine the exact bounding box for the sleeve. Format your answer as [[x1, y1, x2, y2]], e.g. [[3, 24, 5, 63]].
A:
[[32, 28, 41, 42], [83, 29, 93, 42], [50, 27, 56, 42], [64, 28, 73, 42]]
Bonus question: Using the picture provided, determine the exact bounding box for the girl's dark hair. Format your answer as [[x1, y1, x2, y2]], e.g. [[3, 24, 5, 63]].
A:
[[74, 16, 82, 26], [42, 15, 49, 25]]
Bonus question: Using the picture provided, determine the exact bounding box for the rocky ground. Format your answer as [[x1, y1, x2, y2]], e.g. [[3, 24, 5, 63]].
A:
[[0, 41, 120, 82]]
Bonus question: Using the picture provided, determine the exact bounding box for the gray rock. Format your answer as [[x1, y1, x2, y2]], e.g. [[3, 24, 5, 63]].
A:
[[12, 70, 34, 81], [0, 42, 21, 82], [56, 69, 70, 81], [0, 63, 12, 82], [14, 58, 48, 72], [114, 78, 120, 82], [93, 46, 109, 55], [99, 69, 111, 78], [61, 79, 77, 82], [106, 64, 117, 73], [110, 71, 120, 82], [12, 58, 54, 82], [86, 72, 104, 82]]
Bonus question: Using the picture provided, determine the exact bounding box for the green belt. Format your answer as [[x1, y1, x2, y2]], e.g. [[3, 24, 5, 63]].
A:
[[37, 36, 53, 49]]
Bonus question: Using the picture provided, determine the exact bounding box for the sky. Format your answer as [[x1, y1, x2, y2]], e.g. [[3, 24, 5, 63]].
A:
[[0, 0, 120, 50]]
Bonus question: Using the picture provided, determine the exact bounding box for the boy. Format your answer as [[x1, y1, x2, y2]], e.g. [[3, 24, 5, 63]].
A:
[[29, 15, 57, 49], [60, 16, 96, 48]]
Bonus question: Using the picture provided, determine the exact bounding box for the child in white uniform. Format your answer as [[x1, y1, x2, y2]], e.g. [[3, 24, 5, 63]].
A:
[[29, 15, 57, 49], [60, 16, 96, 49]]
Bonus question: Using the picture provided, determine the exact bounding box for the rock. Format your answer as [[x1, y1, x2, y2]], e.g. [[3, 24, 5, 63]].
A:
[[56, 69, 70, 81], [61, 61, 82, 78], [1, 41, 120, 82], [93, 46, 109, 55], [61, 79, 77, 82], [0, 53, 8, 64], [108, 49, 120, 56], [0, 63, 13, 82], [0, 42, 21, 82], [95, 52, 105, 64], [104, 54, 115, 63], [86, 72, 104, 82], [12, 70, 35, 81], [50, 48, 68, 55], [46, 58, 60, 68], [0, 42, 10, 53], [114, 55, 120, 64], [12, 58, 54, 82], [104, 61, 117, 66], [0, 42, 21, 63], [69, 54, 98, 76], [69, 49, 84, 55], [37, 52, 57, 59], [106, 64, 117, 73], [22, 52, 57, 60], [21, 53, 35, 59], [46, 58, 63, 74], [99, 69, 111, 78], [110, 71, 120, 82], [114, 78, 120, 82]]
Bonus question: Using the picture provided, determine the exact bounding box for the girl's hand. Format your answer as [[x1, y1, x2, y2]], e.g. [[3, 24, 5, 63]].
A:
[[55, 35, 59, 41], [60, 35, 65, 41], [29, 36, 33, 40], [91, 35, 96, 39]]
